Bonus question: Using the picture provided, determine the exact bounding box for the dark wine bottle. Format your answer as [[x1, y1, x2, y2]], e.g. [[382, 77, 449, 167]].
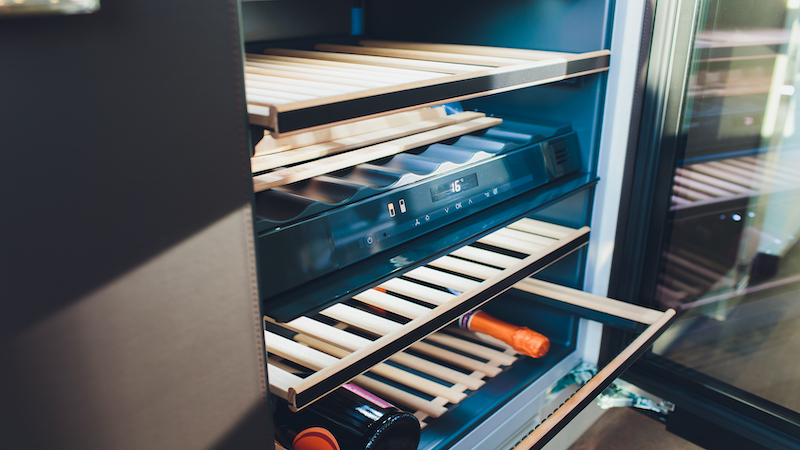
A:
[[273, 383, 421, 450]]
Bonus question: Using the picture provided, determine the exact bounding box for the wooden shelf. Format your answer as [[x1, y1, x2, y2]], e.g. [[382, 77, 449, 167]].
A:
[[262, 215, 676, 450], [264, 218, 590, 411], [245, 41, 610, 136]]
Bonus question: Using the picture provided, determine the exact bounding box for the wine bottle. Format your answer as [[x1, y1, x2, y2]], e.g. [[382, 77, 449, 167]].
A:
[[369, 287, 549, 358], [459, 309, 550, 358], [272, 383, 421, 450]]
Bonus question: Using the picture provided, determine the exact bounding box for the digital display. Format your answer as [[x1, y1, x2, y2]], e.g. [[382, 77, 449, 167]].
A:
[[430, 173, 479, 203]]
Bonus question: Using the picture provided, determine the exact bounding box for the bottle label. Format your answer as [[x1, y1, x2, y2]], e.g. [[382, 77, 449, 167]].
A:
[[342, 383, 394, 409]]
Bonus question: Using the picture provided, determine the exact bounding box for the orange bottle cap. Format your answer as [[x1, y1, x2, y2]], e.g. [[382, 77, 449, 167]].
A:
[[293, 427, 340, 450]]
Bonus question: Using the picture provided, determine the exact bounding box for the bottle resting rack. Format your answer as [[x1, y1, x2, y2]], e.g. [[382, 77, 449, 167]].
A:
[[264, 217, 676, 450], [266, 218, 590, 411], [245, 40, 611, 136]]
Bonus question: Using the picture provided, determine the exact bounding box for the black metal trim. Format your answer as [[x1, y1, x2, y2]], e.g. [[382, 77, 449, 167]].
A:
[[274, 54, 610, 134], [666, 407, 773, 450], [608, 0, 702, 311], [264, 174, 597, 321], [606, 0, 655, 305], [625, 357, 800, 449], [294, 232, 589, 408], [525, 294, 645, 332]]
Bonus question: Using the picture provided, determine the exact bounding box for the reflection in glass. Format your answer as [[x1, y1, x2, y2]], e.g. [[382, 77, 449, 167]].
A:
[[0, 0, 99, 17], [653, 0, 800, 412]]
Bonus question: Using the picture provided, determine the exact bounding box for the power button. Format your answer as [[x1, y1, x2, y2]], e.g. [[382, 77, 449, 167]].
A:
[[365, 234, 375, 246]]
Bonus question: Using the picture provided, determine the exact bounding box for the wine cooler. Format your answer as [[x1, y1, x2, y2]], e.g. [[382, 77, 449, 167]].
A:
[[8, 0, 800, 449], [243, 2, 675, 449]]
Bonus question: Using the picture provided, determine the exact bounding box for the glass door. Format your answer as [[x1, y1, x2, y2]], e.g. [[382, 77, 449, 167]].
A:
[[654, 0, 800, 410], [613, 0, 800, 448]]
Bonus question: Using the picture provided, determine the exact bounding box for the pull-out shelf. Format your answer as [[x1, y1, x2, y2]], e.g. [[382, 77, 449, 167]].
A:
[[265, 218, 589, 410], [263, 218, 675, 449], [245, 41, 610, 136]]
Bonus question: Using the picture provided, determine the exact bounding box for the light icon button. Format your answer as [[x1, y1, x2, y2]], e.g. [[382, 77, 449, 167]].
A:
[[399, 199, 407, 214]]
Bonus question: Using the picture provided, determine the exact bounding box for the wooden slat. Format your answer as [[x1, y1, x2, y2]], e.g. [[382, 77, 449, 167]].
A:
[[353, 375, 449, 418], [252, 109, 479, 171], [403, 266, 480, 293], [322, 303, 404, 336], [246, 78, 349, 99], [296, 335, 467, 404], [379, 278, 455, 305], [247, 54, 435, 83], [266, 362, 303, 399], [245, 72, 360, 94], [263, 48, 486, 74], [245, 87, 315, 103], [285, 317, 374, 351], [320, 304, 502, 376], [507, 218, 576, 239], [246, 64, 388, 89], [448, 246, 522, 269], [428, 255, 502, 280], [246, 93, 293, 106], [281, 317, 486, 391], [425, 333, 517, 366], [359, 40, 576, 61], [247, 59, 419, 85], [352, 289, 433, 319], [250, 53, 448, 79], [253, 107, 445, 156], [492, 227, 559, 247], [316, 44, 534, 67], [265, 331, 339, 370], [252, 114, 501, 192], [514, 279, 664, 325], [478, 232, 545, 255], [386, 353, 485, 392], [411, 341, 502, 377]]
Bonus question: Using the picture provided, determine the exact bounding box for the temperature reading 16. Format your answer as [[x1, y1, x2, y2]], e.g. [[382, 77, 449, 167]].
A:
[[430, 173, 478, 203]]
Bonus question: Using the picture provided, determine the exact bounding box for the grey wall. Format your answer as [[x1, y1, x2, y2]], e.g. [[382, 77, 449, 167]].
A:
[[0, 1, 271, 448]]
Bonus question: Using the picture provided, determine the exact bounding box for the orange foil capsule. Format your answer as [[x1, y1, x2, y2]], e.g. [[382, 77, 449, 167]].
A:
[[293, 427, 341, 450], [461, 310, 550, 358]]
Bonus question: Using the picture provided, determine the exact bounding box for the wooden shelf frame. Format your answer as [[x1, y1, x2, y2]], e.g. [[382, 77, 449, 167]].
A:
[[264, 219, 591, 410], [245, 41, 610, 136]]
